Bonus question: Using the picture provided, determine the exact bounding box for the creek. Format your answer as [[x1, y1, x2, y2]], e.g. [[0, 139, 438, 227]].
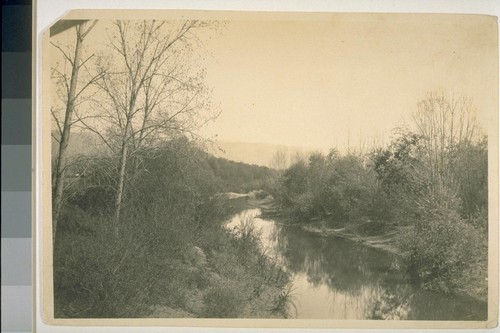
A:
[[225, 208, 487, 320]]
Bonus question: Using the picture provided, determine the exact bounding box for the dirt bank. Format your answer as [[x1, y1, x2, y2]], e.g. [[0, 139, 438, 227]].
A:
[[299, 224, 400, 255]]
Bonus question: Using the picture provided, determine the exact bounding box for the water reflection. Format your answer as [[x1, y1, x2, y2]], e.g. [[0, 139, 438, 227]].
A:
[[225, 209, 487, 320]]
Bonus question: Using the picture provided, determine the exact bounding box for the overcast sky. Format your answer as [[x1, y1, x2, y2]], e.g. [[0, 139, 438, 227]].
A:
[[197, 13, 497, 151], [51, 13, 497, 152]]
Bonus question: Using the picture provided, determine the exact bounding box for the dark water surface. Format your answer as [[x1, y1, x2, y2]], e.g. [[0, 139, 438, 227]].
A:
[[226, 209, 487, 320]]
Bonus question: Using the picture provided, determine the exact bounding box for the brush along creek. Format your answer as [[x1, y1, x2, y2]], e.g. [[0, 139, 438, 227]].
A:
[[224, 193, 487, 320]]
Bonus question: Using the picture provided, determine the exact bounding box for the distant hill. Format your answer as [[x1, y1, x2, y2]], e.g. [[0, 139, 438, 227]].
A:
[[51, 131, 107, 161], [52, 132, 315, 169], [207, 141, 315, 168]]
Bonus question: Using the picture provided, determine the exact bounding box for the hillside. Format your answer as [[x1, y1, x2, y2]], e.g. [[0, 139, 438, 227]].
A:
[[51, 131, 105, 160], [53, 132, 316, 169], [208, 141, 315, 168]]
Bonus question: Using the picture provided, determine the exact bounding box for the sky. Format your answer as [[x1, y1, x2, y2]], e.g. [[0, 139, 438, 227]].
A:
[[50, 13, 498, 152], [197, 13, 497, 151]]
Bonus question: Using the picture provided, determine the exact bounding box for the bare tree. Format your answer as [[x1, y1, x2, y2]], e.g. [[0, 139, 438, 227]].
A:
[[83, 20, 217, 233], [412, 91, 482, 193], [270, 148, 290, 171], [51, 20, 100, 242]]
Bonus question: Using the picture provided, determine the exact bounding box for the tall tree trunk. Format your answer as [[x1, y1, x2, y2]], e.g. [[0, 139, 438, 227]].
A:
[[52, 30, 83, 244], [113, 91, 138, 234], [114, 122, 130, 236], [52, 21, 97, 244]]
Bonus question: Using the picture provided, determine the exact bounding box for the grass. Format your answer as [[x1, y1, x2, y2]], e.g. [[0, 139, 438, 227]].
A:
[[54, 195, 293, 318]]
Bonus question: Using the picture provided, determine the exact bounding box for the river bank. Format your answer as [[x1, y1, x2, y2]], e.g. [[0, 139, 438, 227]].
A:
[[147, 193, 292, 319], [251, 194, 402, 255], [54, 192, 293, 319], [222, 198, 487, 320], [299, 223, 400, 254], [300, 220, 487, 303], [249, 194, 487, 304]]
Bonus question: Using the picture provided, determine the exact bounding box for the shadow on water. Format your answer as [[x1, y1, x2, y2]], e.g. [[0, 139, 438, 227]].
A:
[[227, 209, 487, 320]]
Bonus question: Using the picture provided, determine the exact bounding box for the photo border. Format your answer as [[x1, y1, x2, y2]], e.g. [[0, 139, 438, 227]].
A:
[[35, 3, 500, 331]]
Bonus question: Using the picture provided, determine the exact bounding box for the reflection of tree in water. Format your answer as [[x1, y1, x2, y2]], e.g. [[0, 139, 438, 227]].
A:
[[277, 225, 397, 295], [364, 280, 487, 321], [275, 224, 414, 319], [269, 221, 487, 320], [364, 284, 413, 320]]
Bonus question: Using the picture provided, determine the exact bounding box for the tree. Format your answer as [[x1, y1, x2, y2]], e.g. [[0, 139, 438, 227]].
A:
[[81, 20, 217, 233], [51, 20, 100, 242], [449, 137, 488, 219], [411, 91, 482, 194], [371, 131, 425, 223], [270, 148, 290, 171], [390, 92, 488, 294]]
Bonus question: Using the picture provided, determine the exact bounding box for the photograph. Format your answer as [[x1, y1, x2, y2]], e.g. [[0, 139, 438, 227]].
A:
[[41, 9, 498, 327]]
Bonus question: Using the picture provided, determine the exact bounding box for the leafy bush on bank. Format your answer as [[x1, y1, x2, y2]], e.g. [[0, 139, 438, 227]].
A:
[[397, 188, 487, 295], [270, 126, 488, 299], [54, 139, 291, 318]]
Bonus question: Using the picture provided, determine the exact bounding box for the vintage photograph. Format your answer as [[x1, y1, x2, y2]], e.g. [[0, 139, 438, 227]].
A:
[[42, 10, 498, 325]]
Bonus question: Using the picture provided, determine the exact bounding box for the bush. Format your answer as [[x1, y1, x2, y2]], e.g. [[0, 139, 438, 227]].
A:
[[63, 157, 117, 215], [274, 153, 381, 223], [54, 138, 293, 318], [398, 188, 487, 294], [289, 191, 315, 220], [202, 281, 245, 317], [54, 206, 193, 317]]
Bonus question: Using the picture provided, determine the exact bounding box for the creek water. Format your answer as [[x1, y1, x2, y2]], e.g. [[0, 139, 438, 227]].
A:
[[225, 208, 487, 320]]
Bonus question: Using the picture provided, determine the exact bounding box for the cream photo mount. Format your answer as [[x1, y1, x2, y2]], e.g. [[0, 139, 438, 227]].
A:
[[38, 8, 499, 329]]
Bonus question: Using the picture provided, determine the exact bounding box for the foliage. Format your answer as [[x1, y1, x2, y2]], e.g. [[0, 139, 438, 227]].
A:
[[54, 211, 190, 317], [273, 152, 380, 223], [62, 156, 117, 215], [270, 91, 488, 298], [449, 138, 488, 219], [370, 128, 487, 295], [202, 281, 244, 318], [205, 156, 275, 193], [370, 131, 425, 224], [54, 138, 291, 318], [397, 188, 487, 294], [372, 93, 488, 296]]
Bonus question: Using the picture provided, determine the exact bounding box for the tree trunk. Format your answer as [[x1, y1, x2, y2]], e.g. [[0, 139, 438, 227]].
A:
[[113, 90, 138, 234], [113, 122, 130, 236], [52, 30, 83, 244]]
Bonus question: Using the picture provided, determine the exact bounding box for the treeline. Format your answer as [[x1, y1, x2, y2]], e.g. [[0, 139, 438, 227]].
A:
[[56, 133, 275, 198], [269, 92, 488, 298], [206, 156, 276, 193], [54, 137, 290, 318]]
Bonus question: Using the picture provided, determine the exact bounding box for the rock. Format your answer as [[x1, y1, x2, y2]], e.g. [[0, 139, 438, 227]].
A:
[[188, 246, 207, 267]]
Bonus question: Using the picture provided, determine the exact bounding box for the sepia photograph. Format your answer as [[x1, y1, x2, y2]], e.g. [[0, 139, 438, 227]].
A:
[[40, 9, 498, 327]]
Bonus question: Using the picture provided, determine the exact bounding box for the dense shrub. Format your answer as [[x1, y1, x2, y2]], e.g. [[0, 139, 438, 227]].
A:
[[449, 138, 488, 219], [63, 157, 117, 215], [203, 281, 244, 317], [370, 129, 488, 296], [289, 191, 315, 220], [268, 93, 489, 301], [323, 155, 379, 222], [397, 188, 487, 294], [206, 155, 275, 193], [370, 132, 425, 225], [273, 152, 380, 223], [54, 138, 292, 318], [270, 124, 488, 299], [54, 202, 197, 317]]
